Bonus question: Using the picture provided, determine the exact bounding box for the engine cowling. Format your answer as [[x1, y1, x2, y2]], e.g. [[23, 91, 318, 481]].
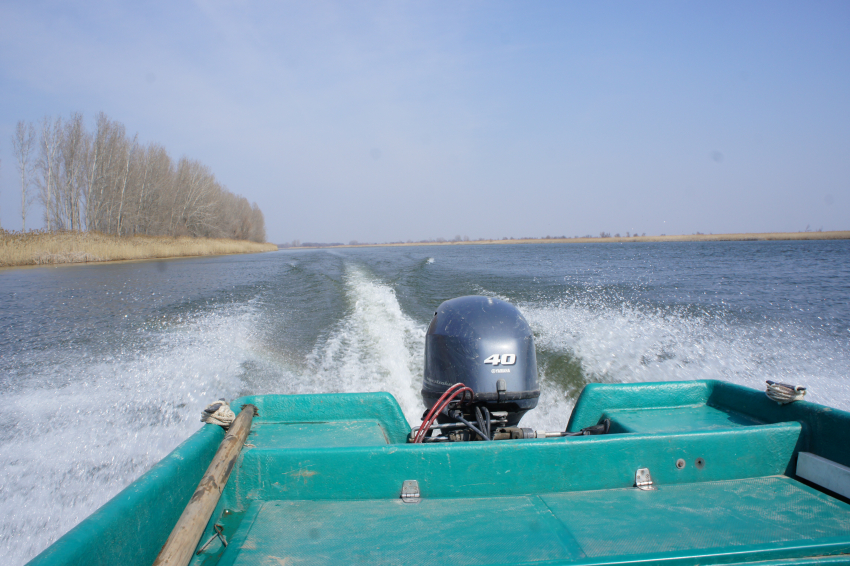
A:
[[422, 295, 539, 426]]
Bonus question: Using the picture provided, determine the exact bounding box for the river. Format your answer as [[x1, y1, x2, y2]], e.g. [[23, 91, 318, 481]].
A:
[[2, 240, 849, 564]]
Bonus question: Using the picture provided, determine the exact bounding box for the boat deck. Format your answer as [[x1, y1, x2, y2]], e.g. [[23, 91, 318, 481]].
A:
[[27, 381, 850, 566], [191, 382, 850, 566], [210, 476, 850, 566]]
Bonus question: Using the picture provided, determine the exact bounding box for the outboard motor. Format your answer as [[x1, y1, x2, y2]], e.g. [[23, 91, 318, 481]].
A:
[[411, 295, 609, 443], [422, 296, 539, 427]]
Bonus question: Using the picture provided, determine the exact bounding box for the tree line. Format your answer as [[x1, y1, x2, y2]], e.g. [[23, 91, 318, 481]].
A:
[[9, 112, 266, 242]]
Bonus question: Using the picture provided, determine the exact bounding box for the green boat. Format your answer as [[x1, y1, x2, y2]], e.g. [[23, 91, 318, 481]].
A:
[[28, 297, 850, 566]]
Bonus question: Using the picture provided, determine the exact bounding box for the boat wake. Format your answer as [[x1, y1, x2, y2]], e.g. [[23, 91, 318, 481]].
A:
[[305, 265, 427, 424], [6, 250, 850, 565], [521, 296, 850, 412], [0, 302, 262, 565]]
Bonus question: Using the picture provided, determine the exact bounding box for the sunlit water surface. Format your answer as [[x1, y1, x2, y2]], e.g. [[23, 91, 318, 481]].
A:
[[2, 241, 849, 564]]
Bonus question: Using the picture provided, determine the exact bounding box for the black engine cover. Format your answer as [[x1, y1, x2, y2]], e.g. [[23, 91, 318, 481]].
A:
[[422, 296, 539, 425]]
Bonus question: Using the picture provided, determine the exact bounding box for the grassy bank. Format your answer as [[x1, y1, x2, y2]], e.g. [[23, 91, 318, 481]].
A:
[[299, 230, 849, 249], [0, 231, 277, 268]]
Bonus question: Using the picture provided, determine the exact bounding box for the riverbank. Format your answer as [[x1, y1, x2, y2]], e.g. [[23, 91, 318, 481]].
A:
[[0, 231, 277, 268], [470, 230, 850, 245], [290, 230, 850, 249]]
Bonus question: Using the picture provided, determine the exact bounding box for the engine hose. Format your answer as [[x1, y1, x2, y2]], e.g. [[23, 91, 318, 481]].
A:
[[483, 407, 491, 439], [562, 419, 611, 437], [414, 385, 473, 443], [419, 383, 465, 437], [415, 384, 464, 443], [474, 406, 490, 441]]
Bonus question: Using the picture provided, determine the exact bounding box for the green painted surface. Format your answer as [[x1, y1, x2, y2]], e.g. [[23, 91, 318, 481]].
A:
[[604, 404, 763, 433], [567, 381, 715, 432], [219, 497, 579, 566], [29, 381, 850, 566], [544, 476, 850, 561], [233, 392, 411, 444], [232, 422, 801, 502], [204, 477, 850, 566], [708, 381, 850, 472], [567, 380, 850, 474], [250, 420, 390, 449]]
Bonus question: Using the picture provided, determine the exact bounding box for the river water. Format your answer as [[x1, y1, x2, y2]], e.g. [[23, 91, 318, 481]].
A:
[[2, 241, 849, 563]]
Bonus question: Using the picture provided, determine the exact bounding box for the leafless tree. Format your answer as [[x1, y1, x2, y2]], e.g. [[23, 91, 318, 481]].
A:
[[115, 134, 138, 236], [249, 202, 266, 243], [36, 116, 62, 231], [54, 113, 87, 231], [170, 158, 221, 236], [12, 121, 36, 231], [84, 113, 130, 233], [130, 143, 171, 235], [21, 111, 268, 241]]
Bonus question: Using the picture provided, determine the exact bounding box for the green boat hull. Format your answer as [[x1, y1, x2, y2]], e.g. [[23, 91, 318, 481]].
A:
[[28, 380, 850, 565]]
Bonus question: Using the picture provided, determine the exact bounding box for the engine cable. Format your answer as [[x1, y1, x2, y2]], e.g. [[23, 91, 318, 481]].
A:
[[414, 384, 473, 443]]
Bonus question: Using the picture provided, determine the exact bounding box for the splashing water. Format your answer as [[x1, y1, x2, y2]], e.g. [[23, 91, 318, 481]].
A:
[[2, 241, 848, 564], [523, 295, 850, 411], [1, 302, 262, 564], [305, 265, 427, 423]]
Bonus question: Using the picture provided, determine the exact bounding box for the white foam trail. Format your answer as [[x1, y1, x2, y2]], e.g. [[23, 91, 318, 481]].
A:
[[306, 265, 426, 425], [522, 298, 850, 411], [426, 257, 435, 264], [0, 303, 261, 565]]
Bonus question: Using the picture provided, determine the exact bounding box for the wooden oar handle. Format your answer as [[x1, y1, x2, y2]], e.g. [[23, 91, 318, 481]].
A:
[[152, 404, 256, 566]]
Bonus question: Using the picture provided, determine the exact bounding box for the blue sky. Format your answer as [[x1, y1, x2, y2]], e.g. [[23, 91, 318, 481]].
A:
[[1, 1, 848, 243]]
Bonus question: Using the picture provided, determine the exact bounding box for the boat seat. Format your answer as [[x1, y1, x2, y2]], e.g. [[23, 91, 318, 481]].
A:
[[248, 420, 391, 449], [209, 476, 850, 566], [603, 404, 764, 434], [229, 421, 802, 502]]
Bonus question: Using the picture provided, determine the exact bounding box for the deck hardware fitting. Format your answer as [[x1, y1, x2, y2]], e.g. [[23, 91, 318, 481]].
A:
[[401, 480, 421, 503], [676, 458, 686, 470], [196, 524, 227, 555], [635, 468, 656, 490], [695, 457, 706, 469]]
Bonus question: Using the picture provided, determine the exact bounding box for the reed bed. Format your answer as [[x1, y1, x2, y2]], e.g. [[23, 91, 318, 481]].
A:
[[464, 230, 850, 245], [330, 230, 850, 249], [0, 231, 277, 268]]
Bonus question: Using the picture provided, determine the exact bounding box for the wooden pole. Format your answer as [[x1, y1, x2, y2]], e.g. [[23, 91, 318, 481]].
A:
[[152, 404, 256, 566]]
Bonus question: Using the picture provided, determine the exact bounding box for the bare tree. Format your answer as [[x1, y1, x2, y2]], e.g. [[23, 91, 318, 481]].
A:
[[36, 116, 63, 231], [170, 158, 223, 237], [84, 113, 129, 234], [12, 121, 36, 231], [248, 202, 266, 243], [55, 113, 87, 231], [19, 111, 269, 241], [130, 143, 171, 235], [115, 134, 138, 236]]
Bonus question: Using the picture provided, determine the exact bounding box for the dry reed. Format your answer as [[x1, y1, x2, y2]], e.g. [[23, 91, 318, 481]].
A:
[[0, 231, 277, 268], [330, 230, 850, 249]]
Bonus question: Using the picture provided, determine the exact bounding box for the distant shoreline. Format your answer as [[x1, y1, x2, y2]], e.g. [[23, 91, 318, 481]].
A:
[[281, 230, 850, 250], [1, 231, 277, 268]]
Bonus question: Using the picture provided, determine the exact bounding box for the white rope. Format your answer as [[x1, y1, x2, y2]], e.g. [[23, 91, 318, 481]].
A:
[[201, 399, 236, 428], [765, 380, 806, 405]]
